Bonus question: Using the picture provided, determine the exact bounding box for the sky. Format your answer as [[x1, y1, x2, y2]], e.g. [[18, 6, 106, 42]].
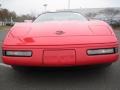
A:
[[1, 0, 120, 15]]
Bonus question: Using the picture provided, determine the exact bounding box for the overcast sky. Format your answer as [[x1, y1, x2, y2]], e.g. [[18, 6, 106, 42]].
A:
[[1, 0, 120, 15]]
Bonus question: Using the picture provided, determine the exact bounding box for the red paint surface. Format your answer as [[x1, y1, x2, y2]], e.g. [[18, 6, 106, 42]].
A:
[[2, 20, 119, 67], [43, 50, 76, 66]]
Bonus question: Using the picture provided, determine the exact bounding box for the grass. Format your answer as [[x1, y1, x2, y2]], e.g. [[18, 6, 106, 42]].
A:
[[0, 26, 12, 31]]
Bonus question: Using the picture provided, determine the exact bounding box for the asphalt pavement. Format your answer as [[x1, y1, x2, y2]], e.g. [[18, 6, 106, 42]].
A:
[[0, 29, 120, 90]]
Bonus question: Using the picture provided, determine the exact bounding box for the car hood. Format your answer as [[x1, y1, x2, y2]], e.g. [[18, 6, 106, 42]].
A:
[[3, 21, 117, 45], [10, 21, 112, 37]]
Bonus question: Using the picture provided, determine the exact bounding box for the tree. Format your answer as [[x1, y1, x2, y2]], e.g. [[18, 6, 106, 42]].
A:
[[99, 8, 120, 20], [0, 8, 17, 25], [9, 11, 17, 20], [15, 14, 36, 22], [85, 12, 97, 19], [0, 9, 9, 25], [0, 8, 36, 23]]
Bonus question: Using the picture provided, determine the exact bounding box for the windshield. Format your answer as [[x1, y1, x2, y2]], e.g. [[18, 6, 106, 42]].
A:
[[34, 12, 87, 22]]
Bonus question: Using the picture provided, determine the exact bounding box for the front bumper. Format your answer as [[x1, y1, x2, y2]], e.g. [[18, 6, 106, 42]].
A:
[[2, 43, 119, 67]]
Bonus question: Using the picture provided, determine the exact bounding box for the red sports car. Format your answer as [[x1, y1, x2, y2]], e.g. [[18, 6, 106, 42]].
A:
[[2, 11, 119, 70]]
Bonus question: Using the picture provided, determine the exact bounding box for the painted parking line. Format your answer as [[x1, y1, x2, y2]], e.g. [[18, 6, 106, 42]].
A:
[[0, 63, 11, 68]]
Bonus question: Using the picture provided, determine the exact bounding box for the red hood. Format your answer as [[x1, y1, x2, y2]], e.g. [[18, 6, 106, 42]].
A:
[[3, 21, 117, 45], [10, 21, 112, 37]]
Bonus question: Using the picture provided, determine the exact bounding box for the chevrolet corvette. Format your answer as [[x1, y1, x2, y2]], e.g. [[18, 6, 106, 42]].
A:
[[2, 11, 119, 70]]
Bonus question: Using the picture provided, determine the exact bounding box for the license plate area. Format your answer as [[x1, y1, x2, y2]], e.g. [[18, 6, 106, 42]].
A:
[[43, 50, 76, 65]]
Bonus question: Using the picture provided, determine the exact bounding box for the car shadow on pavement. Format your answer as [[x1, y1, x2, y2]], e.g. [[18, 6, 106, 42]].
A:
[[11, 66, 110, 82], [1, 63, 120, 89]]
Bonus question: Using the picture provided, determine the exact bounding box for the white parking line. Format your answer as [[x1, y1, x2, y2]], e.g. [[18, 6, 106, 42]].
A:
[[0, 63, 11, 68]]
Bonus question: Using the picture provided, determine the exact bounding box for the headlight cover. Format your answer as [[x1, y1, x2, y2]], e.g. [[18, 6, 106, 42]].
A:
[[87, 48, 118, 55], [3, 50, 32, 57]]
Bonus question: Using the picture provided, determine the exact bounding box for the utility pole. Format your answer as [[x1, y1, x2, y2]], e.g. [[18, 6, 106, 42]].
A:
[[43, 4, 47, 12], [68, 0, 70, 9]]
